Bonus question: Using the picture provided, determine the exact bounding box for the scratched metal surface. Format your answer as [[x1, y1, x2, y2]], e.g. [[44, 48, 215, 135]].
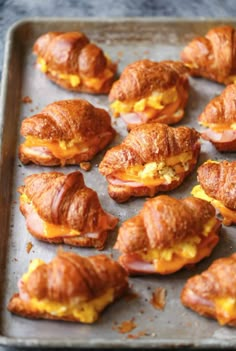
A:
[[0, 18, 236, 348]]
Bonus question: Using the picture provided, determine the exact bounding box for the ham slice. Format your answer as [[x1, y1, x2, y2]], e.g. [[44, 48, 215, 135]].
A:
[[201, 129, 236, 143], [121, 112, 144, 125], [107, 175, 144, 187]]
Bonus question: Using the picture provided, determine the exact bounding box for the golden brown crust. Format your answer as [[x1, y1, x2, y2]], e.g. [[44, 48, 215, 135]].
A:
[[181, 25, 236, 84], [197, 160, 236, 210], [181, 253, 236, 326], [8, 252, 128, 322], [115, 196, 217, 253], [33, 31, 117, 94], [199, 84, 236, 125], [109, 59, 189, 102], [99, 123, 200, 202], [18, 171, 118, 249], [19, 99, 116, 166]]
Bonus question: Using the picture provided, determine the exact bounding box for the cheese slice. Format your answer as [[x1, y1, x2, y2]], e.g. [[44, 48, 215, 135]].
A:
[[20, 193, 81, 239], [24, 136, 89, 160], [215, 297, 236, 325], [200, 121, 236, 132], [21, 259, 115, 323], [191, 185, 236, 225]]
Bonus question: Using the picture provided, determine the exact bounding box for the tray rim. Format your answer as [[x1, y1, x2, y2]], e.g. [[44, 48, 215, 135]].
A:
[[1, 16, 236, 349]]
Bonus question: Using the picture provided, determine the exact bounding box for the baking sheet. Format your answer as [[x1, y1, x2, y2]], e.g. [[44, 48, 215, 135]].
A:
[[0, 17, 236, 348]]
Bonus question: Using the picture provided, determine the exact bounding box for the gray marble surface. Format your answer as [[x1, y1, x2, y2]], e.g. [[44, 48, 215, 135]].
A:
[[1, 0, 236, 350]]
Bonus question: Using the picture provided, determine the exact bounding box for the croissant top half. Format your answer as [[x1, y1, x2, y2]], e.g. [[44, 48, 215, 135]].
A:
[[109, 59, 189, 102], [34, 31, 111, 77], [115, 195, 217, 253], [181, 25, 236, 84], [197, 160, 236, 210], [99, 123, 200, 176], [199, 83, 236, 125], [19, 251, 128, 303], [20, 99, 114, 141]]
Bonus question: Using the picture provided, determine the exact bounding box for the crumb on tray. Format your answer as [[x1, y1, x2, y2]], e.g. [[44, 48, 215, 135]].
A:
[[150, 287, 166, 310], [80, 161, 91, 171], [21, 96, 32, 103], [26, 241, 33, 253], [113, 318, 137, 334]]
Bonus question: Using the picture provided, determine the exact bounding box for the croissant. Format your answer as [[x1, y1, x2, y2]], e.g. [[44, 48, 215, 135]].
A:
[[8, 251, 128, 323], [191, 160, 236, 226], [33, 31, 117, 93], [109, 59, 190, 129], [181, 253, 236, 326], [19, 99, 116, 166], [198, 84, 236, 151], [181, 25, 236, 84], [114, 195, 221, 275], [18, 171, 118, 249], [99, 123, 200, 202]]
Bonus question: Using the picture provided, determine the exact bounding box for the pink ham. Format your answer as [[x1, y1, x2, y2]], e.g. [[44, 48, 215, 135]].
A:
[[201, 129, 236, 143], [121, 112, 144, 125], [18, 279, 29, 301], [107, 175, 144, 188], [119, 254, 156, 274]]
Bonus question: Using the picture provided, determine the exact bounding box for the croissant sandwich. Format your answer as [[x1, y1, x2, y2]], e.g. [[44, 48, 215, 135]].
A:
[[114, 195, 221, 275], [33, 31, 117, 93], [19, 99, 116, 166], [8, 251, 128, 323], [109, 60, 190, 129], [181, 25, 236, 84], [191, 160, 236, 226], [18, 171, 118, 249], [198, 84, 236, 151], [99, 123, 200, 202], [181, 253, 236, 327]]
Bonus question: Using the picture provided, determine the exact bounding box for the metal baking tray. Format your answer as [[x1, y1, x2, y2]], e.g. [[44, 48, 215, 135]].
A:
[[0, 17, 236, 349]]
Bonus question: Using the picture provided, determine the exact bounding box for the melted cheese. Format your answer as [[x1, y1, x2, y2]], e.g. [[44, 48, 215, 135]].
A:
[[24, 136, 89, 160], [139, 217, 218, 274], [21, 259, 115, 323], [20, 193, 81, 238], [114, 152, 193, 185], [37, 57, 113, 90], [111, 87, 178, 117], [191, 185, 236, 225], [215, 297, 236, 325], [200, 121, 236, 132]]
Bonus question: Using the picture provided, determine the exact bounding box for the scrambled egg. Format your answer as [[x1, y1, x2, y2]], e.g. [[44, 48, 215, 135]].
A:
[[37, 57, 113, 90], [20, 193, 81, 238], [140, 217, 217, 263], [21, 259, 114, 323], [118, 152, 193, 185], [138, 162, 177, 184], [111, 86, 178, 117]]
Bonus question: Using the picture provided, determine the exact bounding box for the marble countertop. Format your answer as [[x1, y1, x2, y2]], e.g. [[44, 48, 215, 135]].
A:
[[1, 1, 236, 351]]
